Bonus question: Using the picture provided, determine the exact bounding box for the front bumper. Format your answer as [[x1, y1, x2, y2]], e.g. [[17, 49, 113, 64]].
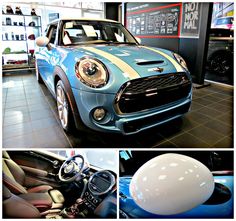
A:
[[72, 88, 192, 135]]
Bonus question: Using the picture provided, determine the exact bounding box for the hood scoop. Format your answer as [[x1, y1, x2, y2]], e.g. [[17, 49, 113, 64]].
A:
[[136, 60, 164, 66]]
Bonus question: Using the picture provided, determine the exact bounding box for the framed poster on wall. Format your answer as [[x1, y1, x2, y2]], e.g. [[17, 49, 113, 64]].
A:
[[126, 3, 182, 38]]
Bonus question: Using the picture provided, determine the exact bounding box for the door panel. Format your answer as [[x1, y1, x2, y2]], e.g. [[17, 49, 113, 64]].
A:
[[37, 23, 59, 93], [38, 47, 57, 93], [8, 151, 64, 188]]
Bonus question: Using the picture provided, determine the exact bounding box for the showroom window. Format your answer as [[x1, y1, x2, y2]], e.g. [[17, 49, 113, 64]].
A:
[[2, 2, 105, 32]]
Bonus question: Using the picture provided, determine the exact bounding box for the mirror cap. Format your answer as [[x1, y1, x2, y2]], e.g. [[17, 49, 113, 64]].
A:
[[36, 36, 49, 47], [130, 153, 215, 215]]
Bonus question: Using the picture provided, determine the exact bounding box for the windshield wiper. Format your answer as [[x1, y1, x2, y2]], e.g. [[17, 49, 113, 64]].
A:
[[64, 41, 137, 46], [104, 41, 137, 45]]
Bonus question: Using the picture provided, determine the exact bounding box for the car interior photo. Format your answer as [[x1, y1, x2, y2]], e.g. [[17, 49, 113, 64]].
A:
[[2, 150, 117, 219], [119, 150, 233, 218]]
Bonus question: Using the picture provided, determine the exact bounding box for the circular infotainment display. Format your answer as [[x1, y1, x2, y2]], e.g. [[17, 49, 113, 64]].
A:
[[88, 170, 116, 195]]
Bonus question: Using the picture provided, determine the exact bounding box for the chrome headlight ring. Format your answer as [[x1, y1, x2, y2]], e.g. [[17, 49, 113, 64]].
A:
[[75, 57, 109, 88], [173, 53, 188, 71]]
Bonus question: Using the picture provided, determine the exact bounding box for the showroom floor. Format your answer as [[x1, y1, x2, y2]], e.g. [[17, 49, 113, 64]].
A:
[[3, 72, 233, 148]]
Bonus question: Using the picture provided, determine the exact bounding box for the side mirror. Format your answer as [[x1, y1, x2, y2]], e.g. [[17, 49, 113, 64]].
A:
[[130, 153, 215, 215], [36, 36, 49, 47], [135, 37, 141, 44]]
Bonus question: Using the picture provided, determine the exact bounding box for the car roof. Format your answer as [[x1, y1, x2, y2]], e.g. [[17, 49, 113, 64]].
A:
[[49, 18, 119, 25]]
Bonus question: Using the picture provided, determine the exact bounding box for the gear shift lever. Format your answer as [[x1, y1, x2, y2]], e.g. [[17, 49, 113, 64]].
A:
[[61, 198, 84, 218], [76, 198, 83, 204]]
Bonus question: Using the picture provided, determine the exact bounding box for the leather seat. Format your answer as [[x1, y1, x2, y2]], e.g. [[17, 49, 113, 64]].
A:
[[2, 151, 64, 212], [2, 151, 52, 194], [3, 185, 41, 218]]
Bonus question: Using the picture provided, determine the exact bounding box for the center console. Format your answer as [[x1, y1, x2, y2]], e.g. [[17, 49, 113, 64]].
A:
[[60, 170, 116, 218]]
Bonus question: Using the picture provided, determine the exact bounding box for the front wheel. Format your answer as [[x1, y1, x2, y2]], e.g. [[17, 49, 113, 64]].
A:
[[56, 80, 74, 133]]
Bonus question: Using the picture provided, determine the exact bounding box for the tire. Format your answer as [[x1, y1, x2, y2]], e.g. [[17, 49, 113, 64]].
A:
[[56, 80, 74, 133], [35, 61, 43, 83]]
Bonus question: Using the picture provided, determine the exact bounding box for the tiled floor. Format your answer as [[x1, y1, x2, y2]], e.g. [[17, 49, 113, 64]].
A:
[[2, 71, 233, 148], [3, 72, 71, 148]]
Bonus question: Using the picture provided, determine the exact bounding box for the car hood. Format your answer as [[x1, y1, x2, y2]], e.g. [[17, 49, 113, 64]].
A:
[[58, 45, 187, 93], [73, 45, 184, 79]]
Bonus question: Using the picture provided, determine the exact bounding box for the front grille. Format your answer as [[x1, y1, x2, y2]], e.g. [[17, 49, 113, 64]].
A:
[[115, 72, 191, 114]]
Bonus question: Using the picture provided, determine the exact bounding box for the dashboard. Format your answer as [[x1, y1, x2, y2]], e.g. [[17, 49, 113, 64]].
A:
[[83, 170, 116, 212], [64, 169, 117, 218]]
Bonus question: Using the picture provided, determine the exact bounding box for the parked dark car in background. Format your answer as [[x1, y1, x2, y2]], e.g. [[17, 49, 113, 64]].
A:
[[206, 28, 233, 85]]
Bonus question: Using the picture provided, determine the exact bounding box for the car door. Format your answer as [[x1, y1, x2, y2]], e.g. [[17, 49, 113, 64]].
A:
[[37, 23, 59, 94], [7, 150, 65, 189]]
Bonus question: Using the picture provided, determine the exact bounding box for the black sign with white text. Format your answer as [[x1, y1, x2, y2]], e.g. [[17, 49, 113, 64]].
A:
[[181, 3, 201, 37]]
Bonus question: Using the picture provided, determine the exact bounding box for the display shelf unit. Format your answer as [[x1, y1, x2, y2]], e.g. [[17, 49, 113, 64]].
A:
[[2, 13, 42, 72]]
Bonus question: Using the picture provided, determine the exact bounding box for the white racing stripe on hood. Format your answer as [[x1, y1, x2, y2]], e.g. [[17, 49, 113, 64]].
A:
[[81, 46, 140, 80]]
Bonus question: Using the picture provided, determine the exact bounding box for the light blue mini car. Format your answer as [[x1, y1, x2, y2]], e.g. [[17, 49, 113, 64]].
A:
[[35, 18, 192, 135]]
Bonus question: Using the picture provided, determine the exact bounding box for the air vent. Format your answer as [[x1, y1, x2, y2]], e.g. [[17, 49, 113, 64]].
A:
[[119, 192, 127, 199], [88, 170, 116, 195], [136, 60, 164, 66]]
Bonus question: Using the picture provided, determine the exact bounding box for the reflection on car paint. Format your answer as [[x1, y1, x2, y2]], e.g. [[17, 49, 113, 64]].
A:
[[119, 176, 233, 218]]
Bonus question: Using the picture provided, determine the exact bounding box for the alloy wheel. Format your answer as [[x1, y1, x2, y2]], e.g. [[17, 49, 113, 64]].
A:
[[211, 55, 231, 74], [56, 85, 69, 129]]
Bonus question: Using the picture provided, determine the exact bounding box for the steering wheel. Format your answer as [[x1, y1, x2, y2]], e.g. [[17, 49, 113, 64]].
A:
[[58, 154, 84, 182]]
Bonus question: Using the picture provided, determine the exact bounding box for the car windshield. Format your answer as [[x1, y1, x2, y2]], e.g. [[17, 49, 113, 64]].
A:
[[61, 20, 137, 45], [120, 151, 233, 177], [216, 17, 233, 25], [49, 150, 117, 173]]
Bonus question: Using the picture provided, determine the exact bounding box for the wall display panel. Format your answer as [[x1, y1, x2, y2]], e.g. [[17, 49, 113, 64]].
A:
[[126, 3, 182, 38]]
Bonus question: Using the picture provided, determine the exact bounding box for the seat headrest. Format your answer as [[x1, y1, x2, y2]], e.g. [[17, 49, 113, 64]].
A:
[[2, 151, 10, 159]]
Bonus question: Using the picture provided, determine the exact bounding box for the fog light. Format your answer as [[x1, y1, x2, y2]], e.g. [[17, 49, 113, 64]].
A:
[[93, 108, 106, 121]]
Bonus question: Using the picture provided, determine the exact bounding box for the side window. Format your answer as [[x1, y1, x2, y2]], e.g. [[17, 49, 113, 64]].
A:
[[46, 24, 58, 44]]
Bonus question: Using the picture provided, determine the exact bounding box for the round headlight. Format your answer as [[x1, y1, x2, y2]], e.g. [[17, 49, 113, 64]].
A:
[[173, 53, 188, 71], [75, 58, 108, 88]]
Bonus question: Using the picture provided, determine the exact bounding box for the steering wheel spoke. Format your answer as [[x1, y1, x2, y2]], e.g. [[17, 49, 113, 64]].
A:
[[58, 154, 85, 182]]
